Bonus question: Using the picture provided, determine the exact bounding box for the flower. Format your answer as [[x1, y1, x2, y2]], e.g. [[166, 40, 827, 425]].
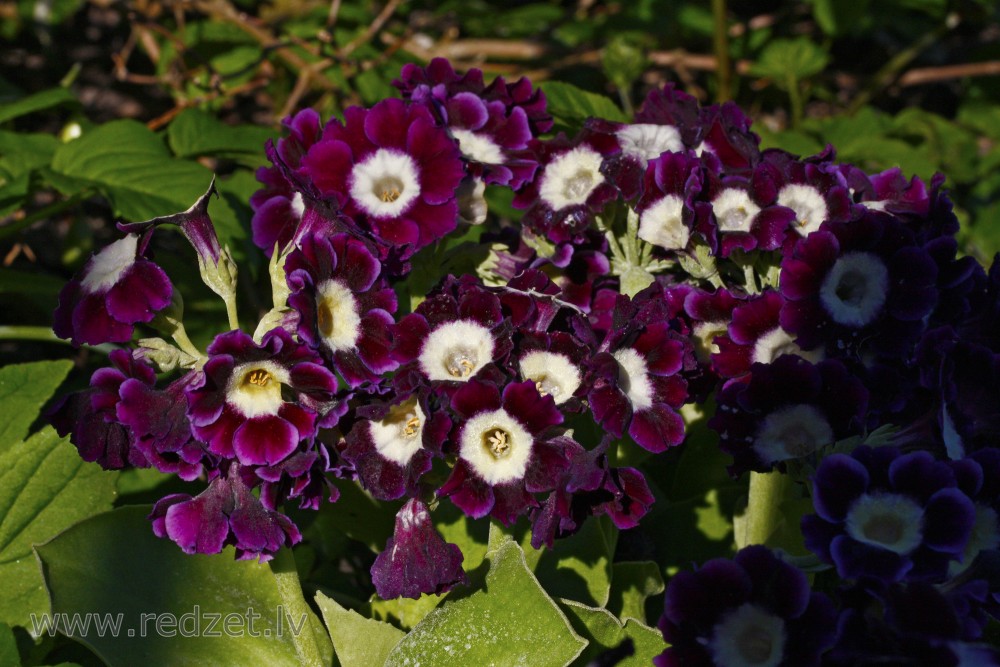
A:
[[186, 328, 339, 466], [53, 232, 172, 346], [371, 498, 467, 600], [301, 98, 465, 256], [656, 545, 837, 667], [285, 232, 397, 389], [802, 446, 976, 583], [634, 151, 704, 252]]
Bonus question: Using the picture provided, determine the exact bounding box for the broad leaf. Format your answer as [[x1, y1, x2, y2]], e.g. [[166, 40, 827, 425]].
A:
[[0, 88, 76, 125], [369, 593, 445, 630], [534, 515, 616, 607], [0, 359, 71, 450], [385, 537, 587, 666], [36, 506, 308, 666], [608, 561, 665, 624], [167, 109, 273, 162], [315, 592, 403, 667], [0, 623, 18, 666], [541, 81, 629, 126], [49, 120, 214, 222], [749, 39, 829, 85], [558, 601, 666, 666], [0, 427, 117, 629]]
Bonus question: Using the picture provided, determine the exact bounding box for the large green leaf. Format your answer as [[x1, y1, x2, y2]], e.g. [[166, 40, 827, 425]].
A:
[[385, 537, 587, 666], [315, 593, 403, 667], [540, 81, 629, 126], [0, 131, 59, 181], [0, 427, 117, 629], [534, 515, 615, 607], [48, 120, 214, 222], [35, 506, 310, 666], [166, 109, 273, 162], [748, 38, 829, 86], [0, 359, 71, 451], [0, 88, 76, 125], [558, 601, 665, 666], [608, 561, 665, 624], [0, 623, 18, 666]]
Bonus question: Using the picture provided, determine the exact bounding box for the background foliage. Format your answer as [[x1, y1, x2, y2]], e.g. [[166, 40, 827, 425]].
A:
[[2, 0, 999, 664]]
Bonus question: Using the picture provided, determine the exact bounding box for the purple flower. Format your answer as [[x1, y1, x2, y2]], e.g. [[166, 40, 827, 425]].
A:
[[633, 151, 704, 253], [301, 98, 465, 256], [439, 379, 575, 524], [655, 545, 837, 667], [285, 232, 397, 389], [150, 463, 301, 562], [710, 355, 868, 476], [186, 328, 338, 466], [802, 446, 976, 583], [764, 148, 855, 246], [513, 129, 621, 245], [53, 232, 172, 346], [371, 498, 467, 600]]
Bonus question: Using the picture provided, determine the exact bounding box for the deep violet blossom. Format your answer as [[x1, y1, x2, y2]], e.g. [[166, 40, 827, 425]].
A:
[[371, 498, 467, 600], [53, 232, 172, 346], [656, 545, 837, 667]]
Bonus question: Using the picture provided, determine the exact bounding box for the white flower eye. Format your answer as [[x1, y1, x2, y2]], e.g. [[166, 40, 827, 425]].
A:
[[419, 320, 495, 382], [370, 397, 426, 466], [538, 146, 605, 211], [350, 149, 422, 218], [819, 252, 889, 327], [778, 184, 827, 236], [459, 409, 533, 485], [638, 195, 689, 250], [518, 351, 581, 404], [227, 361, 291, 418]]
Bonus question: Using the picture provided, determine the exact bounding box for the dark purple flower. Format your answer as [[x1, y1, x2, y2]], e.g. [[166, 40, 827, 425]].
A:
[[709, 356, 868, 476], [655, 545, 837, 667], [802, 446, 976, 583], [301, 98, 465, 256], [285, 232, 397, 389], [439, 379, 575, 524], [371, 498, 467, 600], [53, 232, 172, 346], [186, 328, 338, 467], [763, 148, 855, 248], [633, 151, 704, 253], [118, 179, 223, 266], [150, 463, 301, 562]]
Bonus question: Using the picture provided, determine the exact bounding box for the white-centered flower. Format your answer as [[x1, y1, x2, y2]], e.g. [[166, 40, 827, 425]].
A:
[[613, 347, 654, 411], [370, 397, 426, 466], [419, 320, 495, 382], [713, 188, 761, 234], [226, 360, 291, 418], [315, 279, 362, 352], [451, 128, 504, 164], [518, 351, 581, 404], [538, 146, 605, 211], [693, 320, 728, 364], [638, 195, 689, 250], [950, 504, 1000, 576], [754, 404, 834, 464], [752, 327, 824, 366], [845, 492, 924, 555], [778, 184, 827, 236], [709, 603, 786, 667], [350, 148, 421, 219], [616, 123, 683, 165], [460, 409, 534, 485], [819, 252, 889, 327], [81, 234, 139, 293]]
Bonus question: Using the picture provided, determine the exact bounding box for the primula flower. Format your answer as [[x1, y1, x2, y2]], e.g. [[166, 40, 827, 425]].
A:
[[301, 98, 465, 256], [285, 232, 397, 389], [439, 379, 575, 524], [710, 356, 869, 476], [514, 130, 620, 245], [342, 391, 450, 501], [53, 232, 172, 346], [150, 463, 301, 562], [763, 149, 855, 244], [633, 151, 704, 253], [803, 446, 976, 583], [371, 498, 467, 600], [656, 545, 837, 667], [186, 328, 338, 466]]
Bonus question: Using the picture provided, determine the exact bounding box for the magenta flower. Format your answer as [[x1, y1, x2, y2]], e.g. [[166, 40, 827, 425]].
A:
[[301, 98, 466, 256]]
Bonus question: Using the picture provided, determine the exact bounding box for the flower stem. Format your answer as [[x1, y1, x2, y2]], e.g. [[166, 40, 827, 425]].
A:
[[270, 546, 328, 667], [0, 325, 115, 353], [224, 295, 241, 332], [739, 470, 791, 549], [711, 0, 732, 102]]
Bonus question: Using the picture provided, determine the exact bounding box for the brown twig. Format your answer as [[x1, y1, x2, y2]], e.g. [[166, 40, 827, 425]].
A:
[[341, 0, 404, 57], [898, 61, 1000, 87]]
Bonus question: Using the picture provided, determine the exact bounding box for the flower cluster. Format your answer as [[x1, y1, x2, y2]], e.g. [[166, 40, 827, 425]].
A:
[[49, 57, 1000, 662]]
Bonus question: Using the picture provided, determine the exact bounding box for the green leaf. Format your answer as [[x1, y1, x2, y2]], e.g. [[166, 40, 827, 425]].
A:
[[166, 109, 273, 162], [49, 119, 214, 222], [558, 601, 666, 667], [315, 592, 404, 667], [608, 561, 665, 624], [35, 506, 307, 666], [534, 516, 615, 607], [749, 39, 830, 86], [0, 623, 19, 666], [0, 88, 76, 125], [434, 500, 489, 574], [810, 0, 871, 36], [0, 131, 58, 181], [385, 538, 587, 666], [369, 593, 445, 631], [0, 427, 117, 629], [540, 81, 629, 126], [0, 360, 72, 452], [313, 480, 399, 552], [0, 268, 65, 314]]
